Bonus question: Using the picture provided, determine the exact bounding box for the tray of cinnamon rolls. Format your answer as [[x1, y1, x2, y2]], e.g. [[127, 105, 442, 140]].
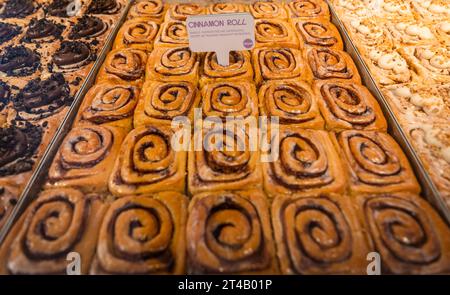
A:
[[0, 0, 449, 275]]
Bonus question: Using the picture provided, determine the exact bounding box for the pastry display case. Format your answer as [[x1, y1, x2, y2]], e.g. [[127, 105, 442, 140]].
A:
[[0, 0, 449, 275]]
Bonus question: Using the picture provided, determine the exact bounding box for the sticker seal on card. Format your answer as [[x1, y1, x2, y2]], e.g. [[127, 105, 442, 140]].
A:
[[186, 13, 255, 66]]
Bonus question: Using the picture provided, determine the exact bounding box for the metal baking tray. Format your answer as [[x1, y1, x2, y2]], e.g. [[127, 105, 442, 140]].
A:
[[327, 1, 450, 224], [0, 1, 134, 245]]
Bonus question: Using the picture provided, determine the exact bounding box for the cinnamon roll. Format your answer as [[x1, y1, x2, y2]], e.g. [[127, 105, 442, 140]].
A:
[[201, 82, 258, 120], [134, 81, 200, 127], [76, 83, 139, 130], [200, 51, 253, 87], [314, 80, 387, 131], [154, 20, 188, 48], [146, 46, 200, 84], [356, 193, 450, 274], [52, 41, 95, 74], [307, 48, 361, 82], [249, 1, 288, 19], [109, 125, 186, 196], [399, 46, 450, 84], [254, 19, 299, 49], [90, 192, 187, 275], [337, 130, 421, 195], [346, 17, 393, 55], [97, 48, 148, 86], [128, 0, 166, 23], [286, 0, 330, 19], [253, 47, 311, 85], [0, 184, 18, 231], [165, 3, 205, 21], [272, 194, 370, 274], [411, 0, 450, 22], [0, 189, 106, 274], [433, 21, 450, 47], [259, 80, 324, 129], [377, 0, 416, 21], [0, 46, 40, 77], [46, 125, 127, 193], [262, 128, 346, 198], [187, 190, 278, 274], [207, 3, 247, 14], [188, 127, 262, 195], [293, 19, 343, 50], [387, 20, 438, 47], [365, 48, 414, 85], [114, 18, 159, 51]]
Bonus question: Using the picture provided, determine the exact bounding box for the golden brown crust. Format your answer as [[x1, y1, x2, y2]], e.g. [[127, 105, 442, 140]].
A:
[[154, 20, 188, 48], [127, 0, 166, 23], [293, 18, 343, 50], [187, 190, 278, 274], [254, 19, 299, 49], [286, 0, 330, 19], [249, 1, 288, 19], [207, 3, 247, 14], [165, 3, 205, 21], [0, 184, 19, 231], [113, 18, 159, 52]]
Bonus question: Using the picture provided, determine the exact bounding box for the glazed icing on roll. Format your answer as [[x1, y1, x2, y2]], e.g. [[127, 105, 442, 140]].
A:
[[308, 48, 355, 80], [0, 22, 22, 44], [87, 0, 121, 14], [129, 0, 165, 19], [156, 47, 197, 76], [1, 0, 36, 18], [23, 19, 64, 42], [105, 49, 146, 81], [0, 46, 40, 77], [53, 41, 93, 71], [287, 0, 329, 18], [159, 21, 188, 46], [69, 16, 107, 39]]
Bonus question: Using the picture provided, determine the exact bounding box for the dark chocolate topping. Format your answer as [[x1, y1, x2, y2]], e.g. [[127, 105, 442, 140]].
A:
[[1, 0, 36, 18], [53, 41, 91, 68], [23, 19, 64, 42], [45, 0, 72, 17], [69, 16, 106, 39], [14, 73, 71, 120], [0, 46, 40, 77], [0, 81, 10, 112], [0, 122, 42, 177], [87, 0, 120, 14], [0, 22, 21, 45]]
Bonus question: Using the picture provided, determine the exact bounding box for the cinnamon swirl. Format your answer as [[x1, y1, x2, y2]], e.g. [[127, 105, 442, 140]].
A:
[[254, 19, 299, 49], [337, 130, 421, 195], [307, 48, 361, 82], [165, 3, 205, 21], [187, 190, 278, 274], [154, 20, 188, 48], [293, 19, 343, 50], [287, 0, 330, 19], [113, 18, 159, 52], [249, 1, 288, 19], [207, 3, 247, 14], [128, 0, 166, 23]]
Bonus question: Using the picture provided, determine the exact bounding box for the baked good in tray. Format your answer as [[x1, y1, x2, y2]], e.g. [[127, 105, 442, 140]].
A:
[[76, 83, 139, 131], [432, 20, 450, 46], [286, 0, 330, 19], [0, 0, 42, 20], [387, 19, 438, 47], [0, 188, 107, 275], [272, 193, 370, 274], [258, 80, 324, 129], [375, 0, 416, 21], [188, 126, 262, 195], [187, 190, 278, 274], [128, 0, 166, 23], [165, 2, 205, 21], [314, 79, 387, 131], [207, 2, 247, 14], [146, 46, 200, 84], [249, 1, 288, 19], [345, 17, 393, 54], [293, 18, 343, 50], [411, 0, 450, 22], [355, 193, 450, 274], [253, 47, 311, 85], [0, 45, 41, 81], [331, 0, 373, 22], [336, 130, 421, 195], [154, 20, 188, 48], [262, 127, 346, 198], [109, 125, 186, 196], [90, 192, 187, 275], [306, 47, 361, 82], [113, 18, 159, 52], [97, 48, 148, 86], [45, 125, 127, 193], [254, 19, 299, 49], [134, 80, 200, 127], [200, 50, 253, 87], [0, 184, 19, 231]]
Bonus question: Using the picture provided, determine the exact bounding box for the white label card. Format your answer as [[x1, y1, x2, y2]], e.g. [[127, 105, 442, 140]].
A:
[[186, 13, 255, 66]]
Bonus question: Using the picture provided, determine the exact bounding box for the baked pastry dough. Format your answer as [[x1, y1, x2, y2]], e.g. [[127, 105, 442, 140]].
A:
[[188, 127, 262, 195], [376, 0, 416, 21], [432, 20, 450, 46], [287, 0, 330, 19], [165, 3, 205, 21], [332, 0, 373, 22], [0, 189, 107, 274], [201, 81, 258, 120], [293, 18, 343, 50], [134, 80, 200, 127], [113, 18, 159, 52], [249, 1, 288, 19], [411, 0, 450, 22], [307, 48, 361, 82], [337, 130, 421, 195], [128, 0, 166, 23], [187, 190, 278, 274], [262, 128, 347, 197], [90, 192, 187, 275], [200, 51, 253, 87], [146, 46, 200, 84], [355, 193, 450, 274], [346, 17, 393, 54], [259, 80, 324, 129], [253, 47, 311, 85], [387, 20, 438, 47], [154, 20, 188, 48], [97, 48, 147, 87], [365, 48, 414, 85], [45, 125, 126, 193], [109, 125, 186, 196], [254, 19, 299, 49], [314, 79, 387, 131], [0, 184, 18, 231], [207, 2, 247, 14], [272, 193, 370, 274]]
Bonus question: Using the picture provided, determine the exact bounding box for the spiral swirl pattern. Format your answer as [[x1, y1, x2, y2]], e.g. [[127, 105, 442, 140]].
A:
[[53, 41, 93, 71], [208, 3, 246, 14], [120, 19, 158, 48], [308, 48, 357, 80], [187, 191, 274, 274], [255, 48, 306, 82], [168, 3, 204, 21], [94, 193, 186, 274], [202, 51, 252, 82], [102, 48, 147, 83], [250, 1, 287, 19], [0, 46, 40, 77], [157, 21, 188, 46], [129, 0, 165, 21], [255, 20, 297, 48], [295, 20, 342, 49], [152, 47, 198, 80], [287, 0, 329, 18]]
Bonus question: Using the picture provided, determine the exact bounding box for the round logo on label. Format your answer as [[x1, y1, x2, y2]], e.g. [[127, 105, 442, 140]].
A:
[[243, 38, 253, 49]]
